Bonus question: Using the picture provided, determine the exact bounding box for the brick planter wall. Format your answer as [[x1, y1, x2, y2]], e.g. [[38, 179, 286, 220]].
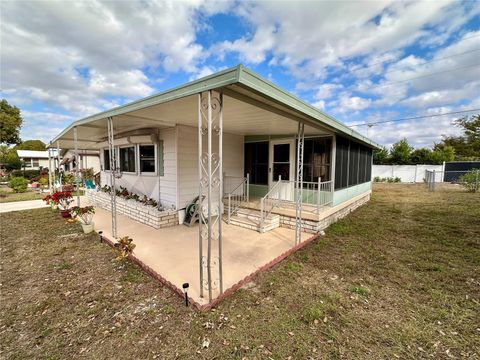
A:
[[86, 190, 178, 229], [279, 193, 371, 233]]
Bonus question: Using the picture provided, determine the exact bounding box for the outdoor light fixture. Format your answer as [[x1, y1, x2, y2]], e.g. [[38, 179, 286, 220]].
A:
[[182, 283, 190, 307], [98, 230, 103, 243]]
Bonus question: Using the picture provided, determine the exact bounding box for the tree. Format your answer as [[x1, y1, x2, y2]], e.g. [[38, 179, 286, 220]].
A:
[[441, 114, 480, 160], [0, 144, 22, 170], [373, 146, 390, 164], [0, 99, 23, 145], [410, 148, 433, 164], [390, 138, 413, 164], [15, 140, 46, 151], [431, 143, 455, 164]]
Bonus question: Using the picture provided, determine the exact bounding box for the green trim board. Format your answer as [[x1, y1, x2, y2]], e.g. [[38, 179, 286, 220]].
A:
[[50, 64, 381, 150], [332, 182, 372, 206]]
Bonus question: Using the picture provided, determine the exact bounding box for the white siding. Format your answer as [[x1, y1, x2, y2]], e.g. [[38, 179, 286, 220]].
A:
[[176, 125, 244, 209], [100, 127, 177, 209]]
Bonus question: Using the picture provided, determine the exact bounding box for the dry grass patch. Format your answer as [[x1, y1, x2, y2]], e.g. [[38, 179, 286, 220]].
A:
[[0, 184, 479, 359]]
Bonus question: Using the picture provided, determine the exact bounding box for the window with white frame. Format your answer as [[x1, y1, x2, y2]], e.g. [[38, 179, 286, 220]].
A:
[[103, 149, 110, 171], [119, 146, 136, 172], [139, 145, 155, 173]]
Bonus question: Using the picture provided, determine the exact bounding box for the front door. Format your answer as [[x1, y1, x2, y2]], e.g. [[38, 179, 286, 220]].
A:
[[269, 139, 295, 201]]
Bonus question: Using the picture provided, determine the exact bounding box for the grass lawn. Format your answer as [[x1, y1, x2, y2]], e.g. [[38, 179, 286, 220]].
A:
[[0, 187, 45, 203], [0, 184, 478, 359]]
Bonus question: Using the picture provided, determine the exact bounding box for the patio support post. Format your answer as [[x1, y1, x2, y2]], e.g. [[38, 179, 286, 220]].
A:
[[74, 126, 80, 206], [198, 90, 224, 302], [107, 116, 117, 238], [246, 173, 250, 202], [295, 121, 305, 246], [47, 148, 53, 193], [57, 141, 61, 189]]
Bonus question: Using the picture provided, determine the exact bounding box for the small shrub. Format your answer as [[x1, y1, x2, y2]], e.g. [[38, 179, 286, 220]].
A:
[[114, 236, 136, 261], [458, 169, 479, 193], [373, 176, 381, 182], [284, 261, 303, 274], [8, 176, 29, 193], [10, 169, 41, 180]]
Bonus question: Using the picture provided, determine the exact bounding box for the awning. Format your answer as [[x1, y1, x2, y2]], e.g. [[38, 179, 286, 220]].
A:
[[49, 65, 382, 150]]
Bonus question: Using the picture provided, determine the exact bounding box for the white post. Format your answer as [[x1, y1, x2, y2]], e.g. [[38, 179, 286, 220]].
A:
[[57, 141, 61, 190], [74, 126, 80, 206], [246, 173, 250, 202], [295, 122, 304, 246], [107, 117, 117, 238], [414, 164, 418, 183]]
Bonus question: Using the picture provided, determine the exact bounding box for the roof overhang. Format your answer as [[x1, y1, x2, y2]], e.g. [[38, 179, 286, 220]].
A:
[[49, 65, 382, 150]]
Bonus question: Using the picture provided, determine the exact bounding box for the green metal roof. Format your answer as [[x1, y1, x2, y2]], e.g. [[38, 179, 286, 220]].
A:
[[50, 64, 381, 149]]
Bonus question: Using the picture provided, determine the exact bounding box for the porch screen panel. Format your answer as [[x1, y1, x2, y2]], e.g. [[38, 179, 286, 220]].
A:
[[366, 150, 372, 181], [348, 142, 359, 186], [302, 137, 332, 184], [244, 141, 268, 185], [334, 136, 349, 190]]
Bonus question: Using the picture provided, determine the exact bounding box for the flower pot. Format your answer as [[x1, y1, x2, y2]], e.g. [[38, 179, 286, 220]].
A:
[[81, 223, 94, 234], [60, 209, 71, 218]]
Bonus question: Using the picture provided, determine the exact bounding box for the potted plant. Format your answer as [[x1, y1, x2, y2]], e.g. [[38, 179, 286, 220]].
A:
[[70, 206, 95, 233], [42, 194, 58, 210], [50, 191, 73, 218]]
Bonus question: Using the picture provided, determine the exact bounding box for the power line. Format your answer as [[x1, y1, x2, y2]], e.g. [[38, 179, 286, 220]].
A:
[[344, 33, 480, 73], [348, 108, 480, 127], [368, 63, 480, 89]]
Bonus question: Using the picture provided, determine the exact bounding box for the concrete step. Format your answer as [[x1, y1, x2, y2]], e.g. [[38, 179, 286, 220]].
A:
[[226, 208, 279, 233]]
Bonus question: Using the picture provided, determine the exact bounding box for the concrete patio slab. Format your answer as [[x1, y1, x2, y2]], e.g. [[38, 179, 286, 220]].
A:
[[90, 207, 312, 306]]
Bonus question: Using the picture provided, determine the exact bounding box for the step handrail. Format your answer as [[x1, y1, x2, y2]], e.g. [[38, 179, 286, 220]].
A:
[[226, 174, 249, 224], [260, 176, 283, 224]]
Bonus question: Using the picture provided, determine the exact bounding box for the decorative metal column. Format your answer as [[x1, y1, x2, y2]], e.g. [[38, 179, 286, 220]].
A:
[[198, 90, 223, 302], [56, 141, 61, 189], [295, 122, 305, 246], [107, 117, 118, 238], [73, 126, 81, 206], [47, 148, 53, 193]]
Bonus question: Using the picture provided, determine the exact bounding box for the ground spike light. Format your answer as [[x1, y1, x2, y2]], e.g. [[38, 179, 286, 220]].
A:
[[182, 283, 189, 307], [98, 230, 103, 243]]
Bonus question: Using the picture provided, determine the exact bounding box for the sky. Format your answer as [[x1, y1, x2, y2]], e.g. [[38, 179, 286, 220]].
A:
[[1, 0, 479, 149]]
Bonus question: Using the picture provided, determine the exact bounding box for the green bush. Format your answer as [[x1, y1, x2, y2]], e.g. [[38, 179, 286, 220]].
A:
[[8, 176, 29, 193], [10, 169, 41, 180], [458, 169, 479, 193]]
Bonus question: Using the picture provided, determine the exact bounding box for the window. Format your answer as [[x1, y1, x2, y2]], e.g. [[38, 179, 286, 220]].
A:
[[301, 137, 331, 184], [244, 142, 268, 185], [23, 158, 32, 168], [139, 145, 155, 173], [103, 149, 110, 171], [120, 146, 136, 172], [32, 159, 39, 167]]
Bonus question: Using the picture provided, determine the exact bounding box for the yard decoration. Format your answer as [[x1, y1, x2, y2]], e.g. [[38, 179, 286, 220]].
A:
[[49, 191, 73, 217], [114, 236, 136, 261], [70, 206, 95, 233], [42, 194, 58, 210]]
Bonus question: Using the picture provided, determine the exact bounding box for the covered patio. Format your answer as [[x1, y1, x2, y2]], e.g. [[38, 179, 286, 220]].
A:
[[49, 65, 377, 307]]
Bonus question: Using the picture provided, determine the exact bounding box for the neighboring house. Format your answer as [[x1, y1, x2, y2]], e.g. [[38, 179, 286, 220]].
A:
[[49, 65, 381, 304], [16, 150, 58, 170], [60, 149, 100, 173]]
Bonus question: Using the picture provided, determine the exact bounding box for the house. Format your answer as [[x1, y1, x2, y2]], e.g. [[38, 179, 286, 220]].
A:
[[59, 149, 100, 173], [16, 150, 56, 170], [49, 65, 380, 307]]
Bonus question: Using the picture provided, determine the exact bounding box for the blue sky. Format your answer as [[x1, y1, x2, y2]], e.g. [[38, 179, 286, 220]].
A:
[[1, 0, 479, 148]]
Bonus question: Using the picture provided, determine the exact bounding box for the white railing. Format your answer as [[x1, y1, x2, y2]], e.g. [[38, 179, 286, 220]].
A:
[[225, 174, 249, 224], [260, 176, 283, 224], [260, 177, 334, 222]]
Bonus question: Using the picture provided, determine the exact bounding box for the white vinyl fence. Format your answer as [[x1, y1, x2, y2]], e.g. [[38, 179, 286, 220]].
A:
[[373, 164, 444, 183]]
